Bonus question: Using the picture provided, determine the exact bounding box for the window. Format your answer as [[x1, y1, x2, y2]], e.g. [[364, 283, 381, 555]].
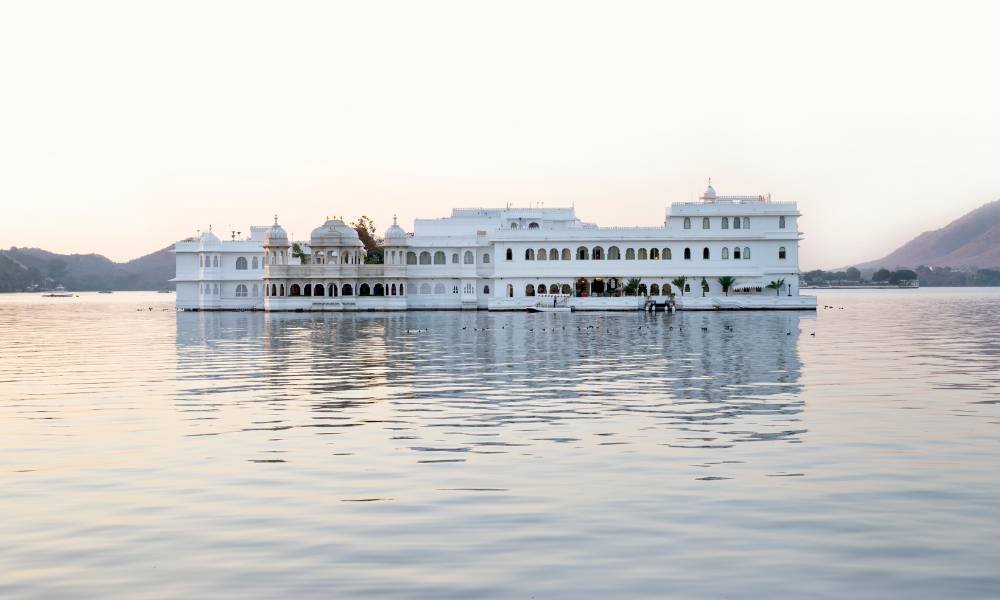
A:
[[407, 251, 417, 265], [374, 284, 384, 296], [506, 248, 513, 261], [663, 248, 671, 260], [744, 246, 751, 259], [561, 248, 571, 260], [625, 248, 635, 260], [592, 246, 603, 260], [464, 251, 474, 264], [252, 284, 258, 297], [399, 284, 404, 295], [650, 248, 659, 260], [702, 217, 710, 229], [608, 246, 621, 260], [290, 284, 301, 296], [536, 248, 547, 261], [549, 249, 558, 260], [733, 247, 741, 259], [734, 218, 741, 230], [200, 256, 204, 267], [342, 284, 353, 296], [314, 284, 325, 297], [484, 285, 490, 295], [576, 246, 589, 260], [722, 217, 729, 229], [561, 284, 571, 295], [434, 251, 446, 265], [650, 284, 660, 296], [391, 284, 397, 296], [213, 284, 219, 295], [330, 284, 337, 297], [434, 283, 445, 294], [743, 217, 750, 229], [279, 284, 284, 296], [683, 217, 691, 229], [463, 283, 472, 294], [419, 251, 431, 265], [236, 257, 247, 270], [528, 222, 539, 229], [507, 284, 514, 298], [510, 222, 518, 229], [252, 257, 259, 269], [525, 248, 535, 260], [451, 253, 459, 264], [683, 247, 691, 260], [779, 216, 786, 229], [452, 285, 459, 294], [526, 284, 535, 296], [212, 256, 219, 267], [638, 248, 648, 260], [684, 283, 691, 293], [722, 247, 729, 259], [483, 253, 490, 264], [703, 247, 710, 260], [779, 246, 787, 259]]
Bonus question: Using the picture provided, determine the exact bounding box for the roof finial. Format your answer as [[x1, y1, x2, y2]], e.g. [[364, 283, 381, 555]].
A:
[[273, 214, 278, 225], [209, 224, 212, 233], [393, 214, 398, 225]]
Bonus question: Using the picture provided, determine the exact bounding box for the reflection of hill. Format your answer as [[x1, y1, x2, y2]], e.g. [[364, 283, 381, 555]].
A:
[[175, 310, 808, 453]]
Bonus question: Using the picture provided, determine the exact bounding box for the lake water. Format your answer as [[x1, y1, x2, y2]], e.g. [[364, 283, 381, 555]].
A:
[[1, 289, 999, 598]]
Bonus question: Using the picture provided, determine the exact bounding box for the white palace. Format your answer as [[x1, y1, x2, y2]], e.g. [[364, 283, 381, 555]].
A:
[[172, 183, 817, 311]]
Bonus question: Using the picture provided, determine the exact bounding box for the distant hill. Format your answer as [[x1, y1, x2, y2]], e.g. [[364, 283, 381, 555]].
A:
[[857, 200, 1000, 270], [0, 245, 175, 292]]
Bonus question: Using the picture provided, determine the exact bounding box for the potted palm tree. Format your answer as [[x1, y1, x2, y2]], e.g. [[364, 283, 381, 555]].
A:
[[717, 276, 736, 296], [671, 276, 687, 296], [766, 278, 786, 296]]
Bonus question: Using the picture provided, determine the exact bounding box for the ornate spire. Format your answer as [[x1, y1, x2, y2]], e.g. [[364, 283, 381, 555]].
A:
[[273, 214, 279, 225]]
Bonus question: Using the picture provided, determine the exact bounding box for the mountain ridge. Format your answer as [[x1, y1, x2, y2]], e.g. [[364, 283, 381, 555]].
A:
[[0, 245, 175, 292]]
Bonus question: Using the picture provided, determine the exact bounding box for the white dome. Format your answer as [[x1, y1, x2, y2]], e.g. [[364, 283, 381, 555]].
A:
[[701, 181, 717, 201], [384, 215, 406, 240], [199, 229, 221, 246], [264, 216, 288, 246], [309, 218, 363, 247]]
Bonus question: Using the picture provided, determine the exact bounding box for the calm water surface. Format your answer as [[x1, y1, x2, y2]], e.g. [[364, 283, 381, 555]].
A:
[[1, 289, 999, 598]]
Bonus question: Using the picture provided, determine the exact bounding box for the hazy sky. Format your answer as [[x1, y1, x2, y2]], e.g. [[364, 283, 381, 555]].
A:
[[1, 1, 998, 268]]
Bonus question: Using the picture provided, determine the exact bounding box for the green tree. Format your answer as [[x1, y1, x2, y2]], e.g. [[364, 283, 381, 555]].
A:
[[291, 243, 308, 265], [872, 268, 891, 282], [352, 215, 384, 264], [717, 275, 736, 296], [623, 277, 641, 296], [889, 269, 918, 284], [766, 278, 786, 296], [845, 266, 861, 281], [671, 276, 687, 296]]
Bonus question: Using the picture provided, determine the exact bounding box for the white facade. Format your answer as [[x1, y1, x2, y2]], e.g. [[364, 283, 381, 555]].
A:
[[175, 184, 816, 311], [172, 226, 268, 310]]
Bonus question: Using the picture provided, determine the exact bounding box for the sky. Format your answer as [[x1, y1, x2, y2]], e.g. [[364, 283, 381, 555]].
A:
[[1, 0, 998, 269]]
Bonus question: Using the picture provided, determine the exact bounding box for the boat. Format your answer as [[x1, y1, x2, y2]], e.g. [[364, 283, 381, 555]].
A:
[[43, 293, 74, 298], [98, 290, 113, 294], [527, 298, 573, 313]]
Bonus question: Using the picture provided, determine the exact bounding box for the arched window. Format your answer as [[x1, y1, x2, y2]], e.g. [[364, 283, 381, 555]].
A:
[[406, 251, 417, 265], [506, 284, 514, 298], [722, 217, 729, 229], [608, 246, 621, 260], [374, 283, 384, 296], [525, 248, 535, 260], [464, 251, 474, 264], [420, 283, 431, 295], [663, 248, 671, 260], [303, 284, 312, 297], [683, 217, 691, 230], [779, 216, 786, 229], [684, 283, 691, 293], [536, 248, 547, 261], [638, 248, 648, 260], [733, 247, 741, 260], [314, 284, 325, 297], [434, 283, 445, 295], [650, 284, 660, 296], [290, 284, 301, 296], [483, 253, 490, 264], [235, 257, 247, 270], [537, 284, 547, 294], [484, 285, 490, 295], [576, 246, 589, 260], [625, 248, 635, 260], [702, 217, 710, 229], [235, 284, 248, 297], [734, 217, 741, 230], [451, 253, 459, 264], [399, 284, 404, 295], [561, 248, 571, 261], [433, 251, 446, 265], [778, 246, 787, 259], [526, 284, 535, 296], [650, 248, 660, 260], [510, 222, 518, 229], [744, 246, 751, 259], [528, 222, 539, 229], [279, 284, 285, 296], [549, 249, 558, 260], [703, 247, 710, 260], [419, 251, 431, 265], [505, 248, 513, 261], [359, 283, 371, 296], [342, 283, 353, 296], [592, 246, 603, 260], [683, 248, 691, 260], [743, 217, 750, 229], [212, 256, 219, 267], [722, 247, 729, 259], [390, 284, 396, 296], [271, 284, 277, 297], [252, 257, 259, 269], [561, 284, 571, 295], [638, 284, 647, 296]]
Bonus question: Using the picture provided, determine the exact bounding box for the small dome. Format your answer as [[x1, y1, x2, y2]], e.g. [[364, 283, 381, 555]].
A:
[[701, 181, 717, 201], [385, 215, 406, 240], [309, 217, 363, 247], [199, 228, 221, 246], [264, 216, 288, 246]]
